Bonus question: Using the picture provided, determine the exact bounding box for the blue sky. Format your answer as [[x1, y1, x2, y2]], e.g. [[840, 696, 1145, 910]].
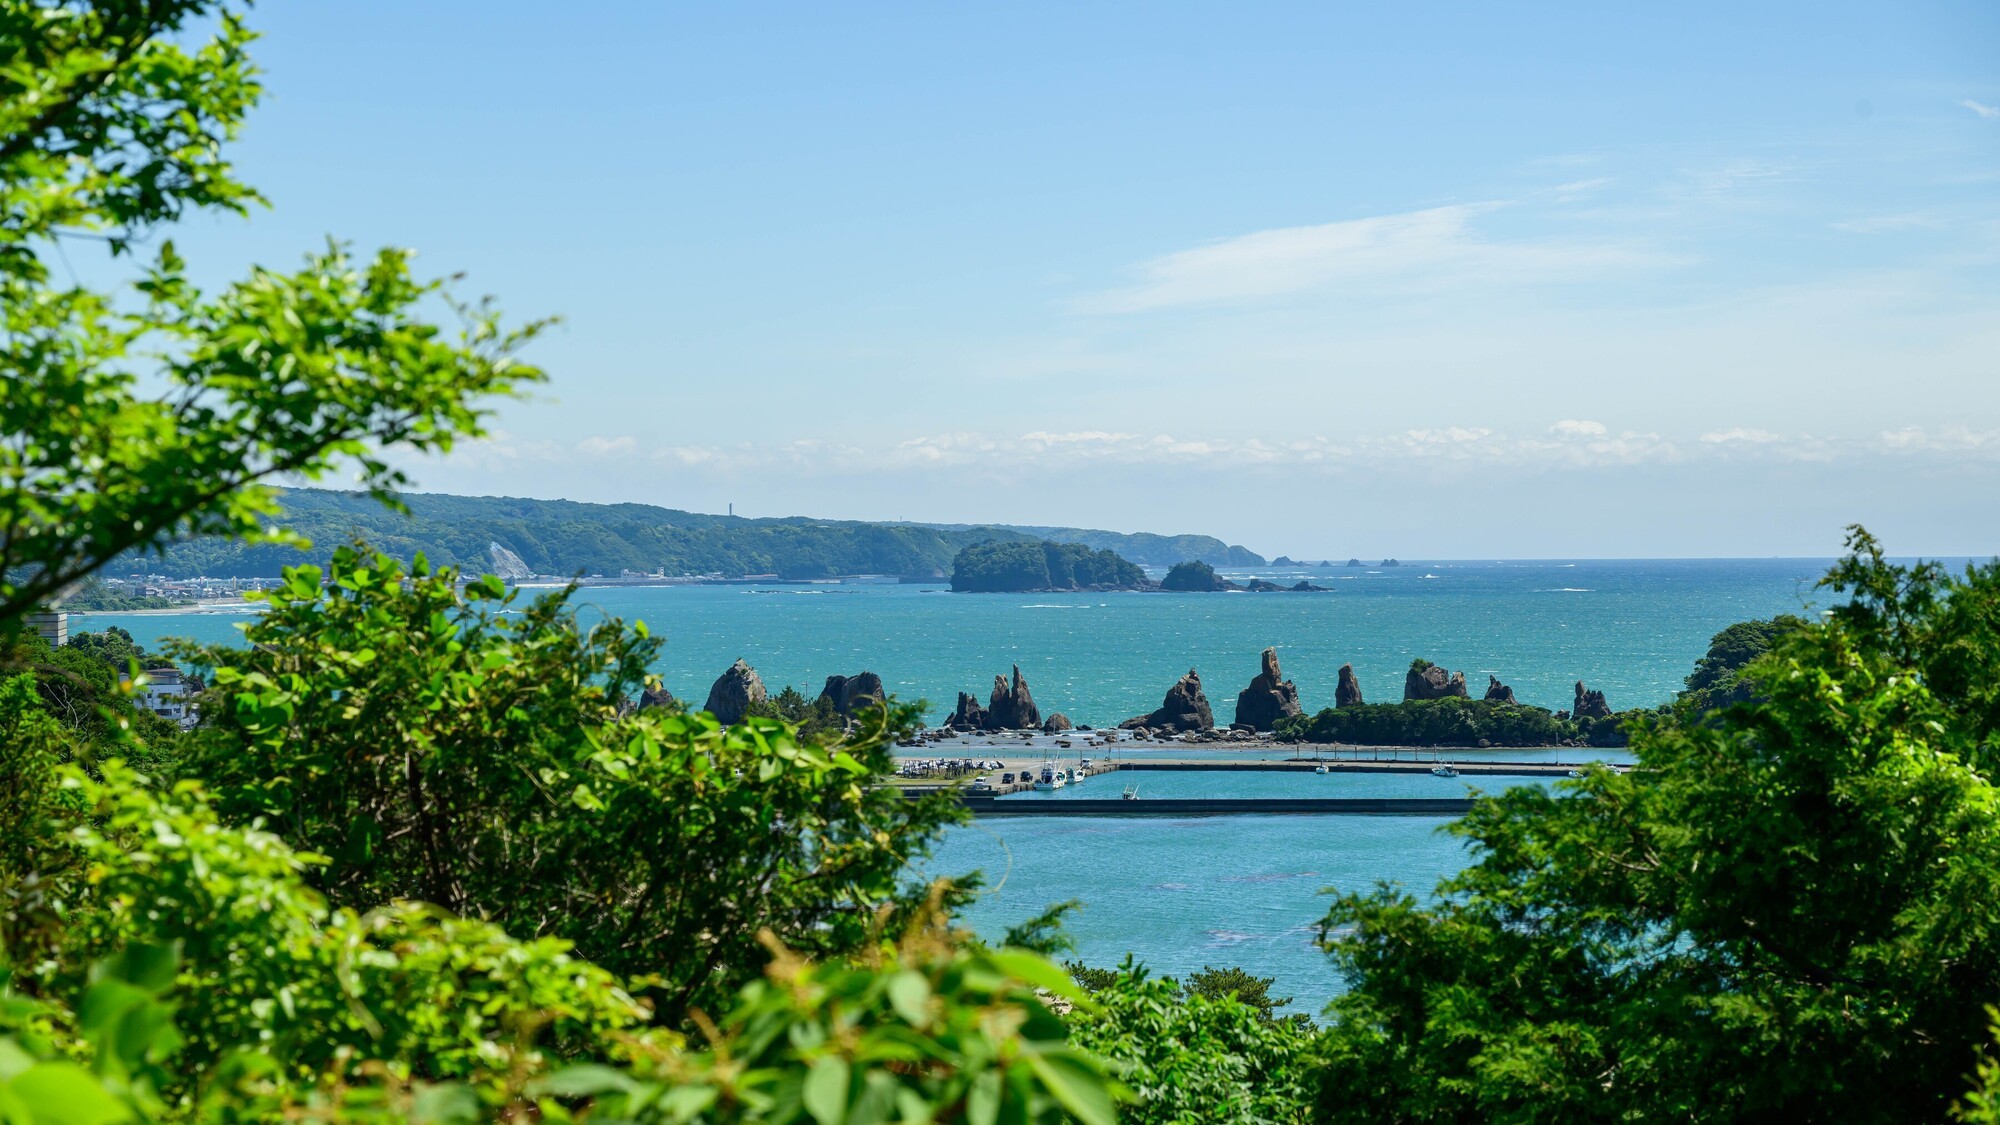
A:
[[170, 2, 1998, 557]]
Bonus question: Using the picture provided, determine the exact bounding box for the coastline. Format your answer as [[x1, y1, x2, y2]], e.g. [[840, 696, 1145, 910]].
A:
[[70, 601, 262, 617]]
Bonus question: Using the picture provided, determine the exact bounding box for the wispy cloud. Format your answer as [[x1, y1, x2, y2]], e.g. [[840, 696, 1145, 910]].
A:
[[1072, 203, 1677, 314], [1832, 212, 1942, 234], [1963, 99, 2000, 120], [472, 423, 2000, 480]]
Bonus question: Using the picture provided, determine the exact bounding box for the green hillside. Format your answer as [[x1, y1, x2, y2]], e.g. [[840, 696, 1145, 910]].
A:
[[118, 489, 1262, 579], [913, 522, 1263, 567]]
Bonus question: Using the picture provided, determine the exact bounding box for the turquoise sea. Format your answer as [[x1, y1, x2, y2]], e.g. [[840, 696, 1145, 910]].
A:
[[88, 557, 1839, 1016]]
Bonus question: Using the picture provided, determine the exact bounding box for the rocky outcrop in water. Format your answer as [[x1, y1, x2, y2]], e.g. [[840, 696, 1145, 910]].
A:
[[1336, 664, 1365, 707], [1483, 676, 1517, 704], [1123, 668, 1215, 732], [1042, 713, 1073, 734], [1573, 681, 1612, 720], [1233, 648, 1303, 731], [945, 692, 987, 731], [819, 671, 886, 716], [1404, 661, 1468, 701], [703, 659, 767, 724], [639, 684, 677, 711], [986, 665, 1041, 730], [1290, 580, 1329, 592]]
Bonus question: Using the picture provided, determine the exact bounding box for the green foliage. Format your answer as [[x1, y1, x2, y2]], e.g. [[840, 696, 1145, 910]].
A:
[[179, 545, 970, 1027], [1064, 962, 1316, 1125], [1184, 966, 1298, 1025], [0, 0, 543, 626], [744, 685, 844, 741], [950, 540, 1147, 592], [1673, 613, 1809, 717], [0, 632, 178, 748], [546, 912, 1120, 1125], [1314, 528, 2000, 1122], [1275, 697, 1573, 747], [1159, 561, 1227, 592]]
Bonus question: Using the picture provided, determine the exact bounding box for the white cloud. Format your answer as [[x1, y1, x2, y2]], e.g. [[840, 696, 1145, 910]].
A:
[[1072, 203, 1675, 314], [1963, 99, 2000, 119], [1550, 177, 1612, 202], [496, 423, 1986, 479], [1832, 213, 1941, 234], [575, 435, 638, 457], [1700, 427, 1782, 444], [1550, 419, 1608, 437]]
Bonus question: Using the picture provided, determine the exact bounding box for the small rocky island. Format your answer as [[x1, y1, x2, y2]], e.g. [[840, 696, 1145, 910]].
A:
[[950, 543, 1330, 593], [1161, 560, 1328, 593], [950, 539, 1150, 592]]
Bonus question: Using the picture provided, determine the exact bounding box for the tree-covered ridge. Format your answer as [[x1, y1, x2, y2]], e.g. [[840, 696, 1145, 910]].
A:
[[919, 522, 1265, 567], [950, 540, 1150, 592], [118, 487, 1261, 580]]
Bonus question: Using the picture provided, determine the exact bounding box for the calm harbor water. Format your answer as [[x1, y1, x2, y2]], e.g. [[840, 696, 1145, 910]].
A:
[[88, 557, 1835, 1015]]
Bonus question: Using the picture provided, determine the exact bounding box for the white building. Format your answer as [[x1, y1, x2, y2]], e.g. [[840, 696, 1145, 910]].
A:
[[132, 668, 196, 729], [26, 610, 67, 647]]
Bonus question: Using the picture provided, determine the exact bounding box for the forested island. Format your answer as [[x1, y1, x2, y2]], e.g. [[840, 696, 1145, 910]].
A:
[[120, 487, 1266, 580], [949, 540, 1149, 591]]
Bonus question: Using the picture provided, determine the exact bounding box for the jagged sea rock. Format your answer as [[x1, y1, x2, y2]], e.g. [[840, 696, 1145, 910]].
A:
[[639, 684, 677, 711], [1042, 713, 1073, 734], [1289, 580, 1328, 592], [1345, 558, 1364, 568], [987, 665, 1042, 730], [1122, 668, 1215, 732], [819, 671, 886, 716], [1483, 676, 1517, 704], [1336, 664, 1365, 707], [1573, 681, 1613, 720], [1233, 647, 1303, 732], [945, 692, 988, 732], [1404, 661, 1469, 701], [702, 659, 767, 725]]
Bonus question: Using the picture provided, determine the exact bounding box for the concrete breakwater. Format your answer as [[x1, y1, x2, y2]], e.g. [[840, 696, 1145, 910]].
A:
[[960, 795, 1477, 817]]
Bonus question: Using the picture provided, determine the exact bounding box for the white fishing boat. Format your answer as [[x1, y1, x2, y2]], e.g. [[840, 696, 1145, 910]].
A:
[[1122, 783, 1140, 800], [1033, 765, 1065, 791], [1313, 764, 1330, 774], [1567, 768, 1588, 779], [1431, 765, 1460, 778]]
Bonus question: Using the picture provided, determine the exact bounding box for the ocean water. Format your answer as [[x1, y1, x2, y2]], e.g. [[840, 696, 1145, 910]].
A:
[[99, 558, 1832, 726], [85, 557, 1834, 1016]]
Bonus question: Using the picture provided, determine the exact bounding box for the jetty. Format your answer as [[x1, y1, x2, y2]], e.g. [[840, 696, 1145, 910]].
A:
[[960, 795, 1475, 818]]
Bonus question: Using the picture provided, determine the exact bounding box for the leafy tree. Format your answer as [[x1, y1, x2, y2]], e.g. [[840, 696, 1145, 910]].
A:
[[1315, 529, 2000, 1122], [1185, 966, 1297, 1024], [178, 546, 970, 1027], [0, 0, 543, 627], [1064, 961, 1317, 1125], [747, 683, 846, 740], [1674, 613, 1808, 716], [1275, 697, 1573, 748]]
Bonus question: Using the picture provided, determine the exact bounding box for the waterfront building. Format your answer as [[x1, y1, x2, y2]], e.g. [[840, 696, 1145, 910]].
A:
[[26, 609, 67, 647]]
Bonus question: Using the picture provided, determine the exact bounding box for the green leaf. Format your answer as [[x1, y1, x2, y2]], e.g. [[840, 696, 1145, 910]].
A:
[[6, 1063, 131, 1125], [803, 1056, 851, 1125], [887, 970, 931, 1026], [1024, 1051, 1116, 1125]]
